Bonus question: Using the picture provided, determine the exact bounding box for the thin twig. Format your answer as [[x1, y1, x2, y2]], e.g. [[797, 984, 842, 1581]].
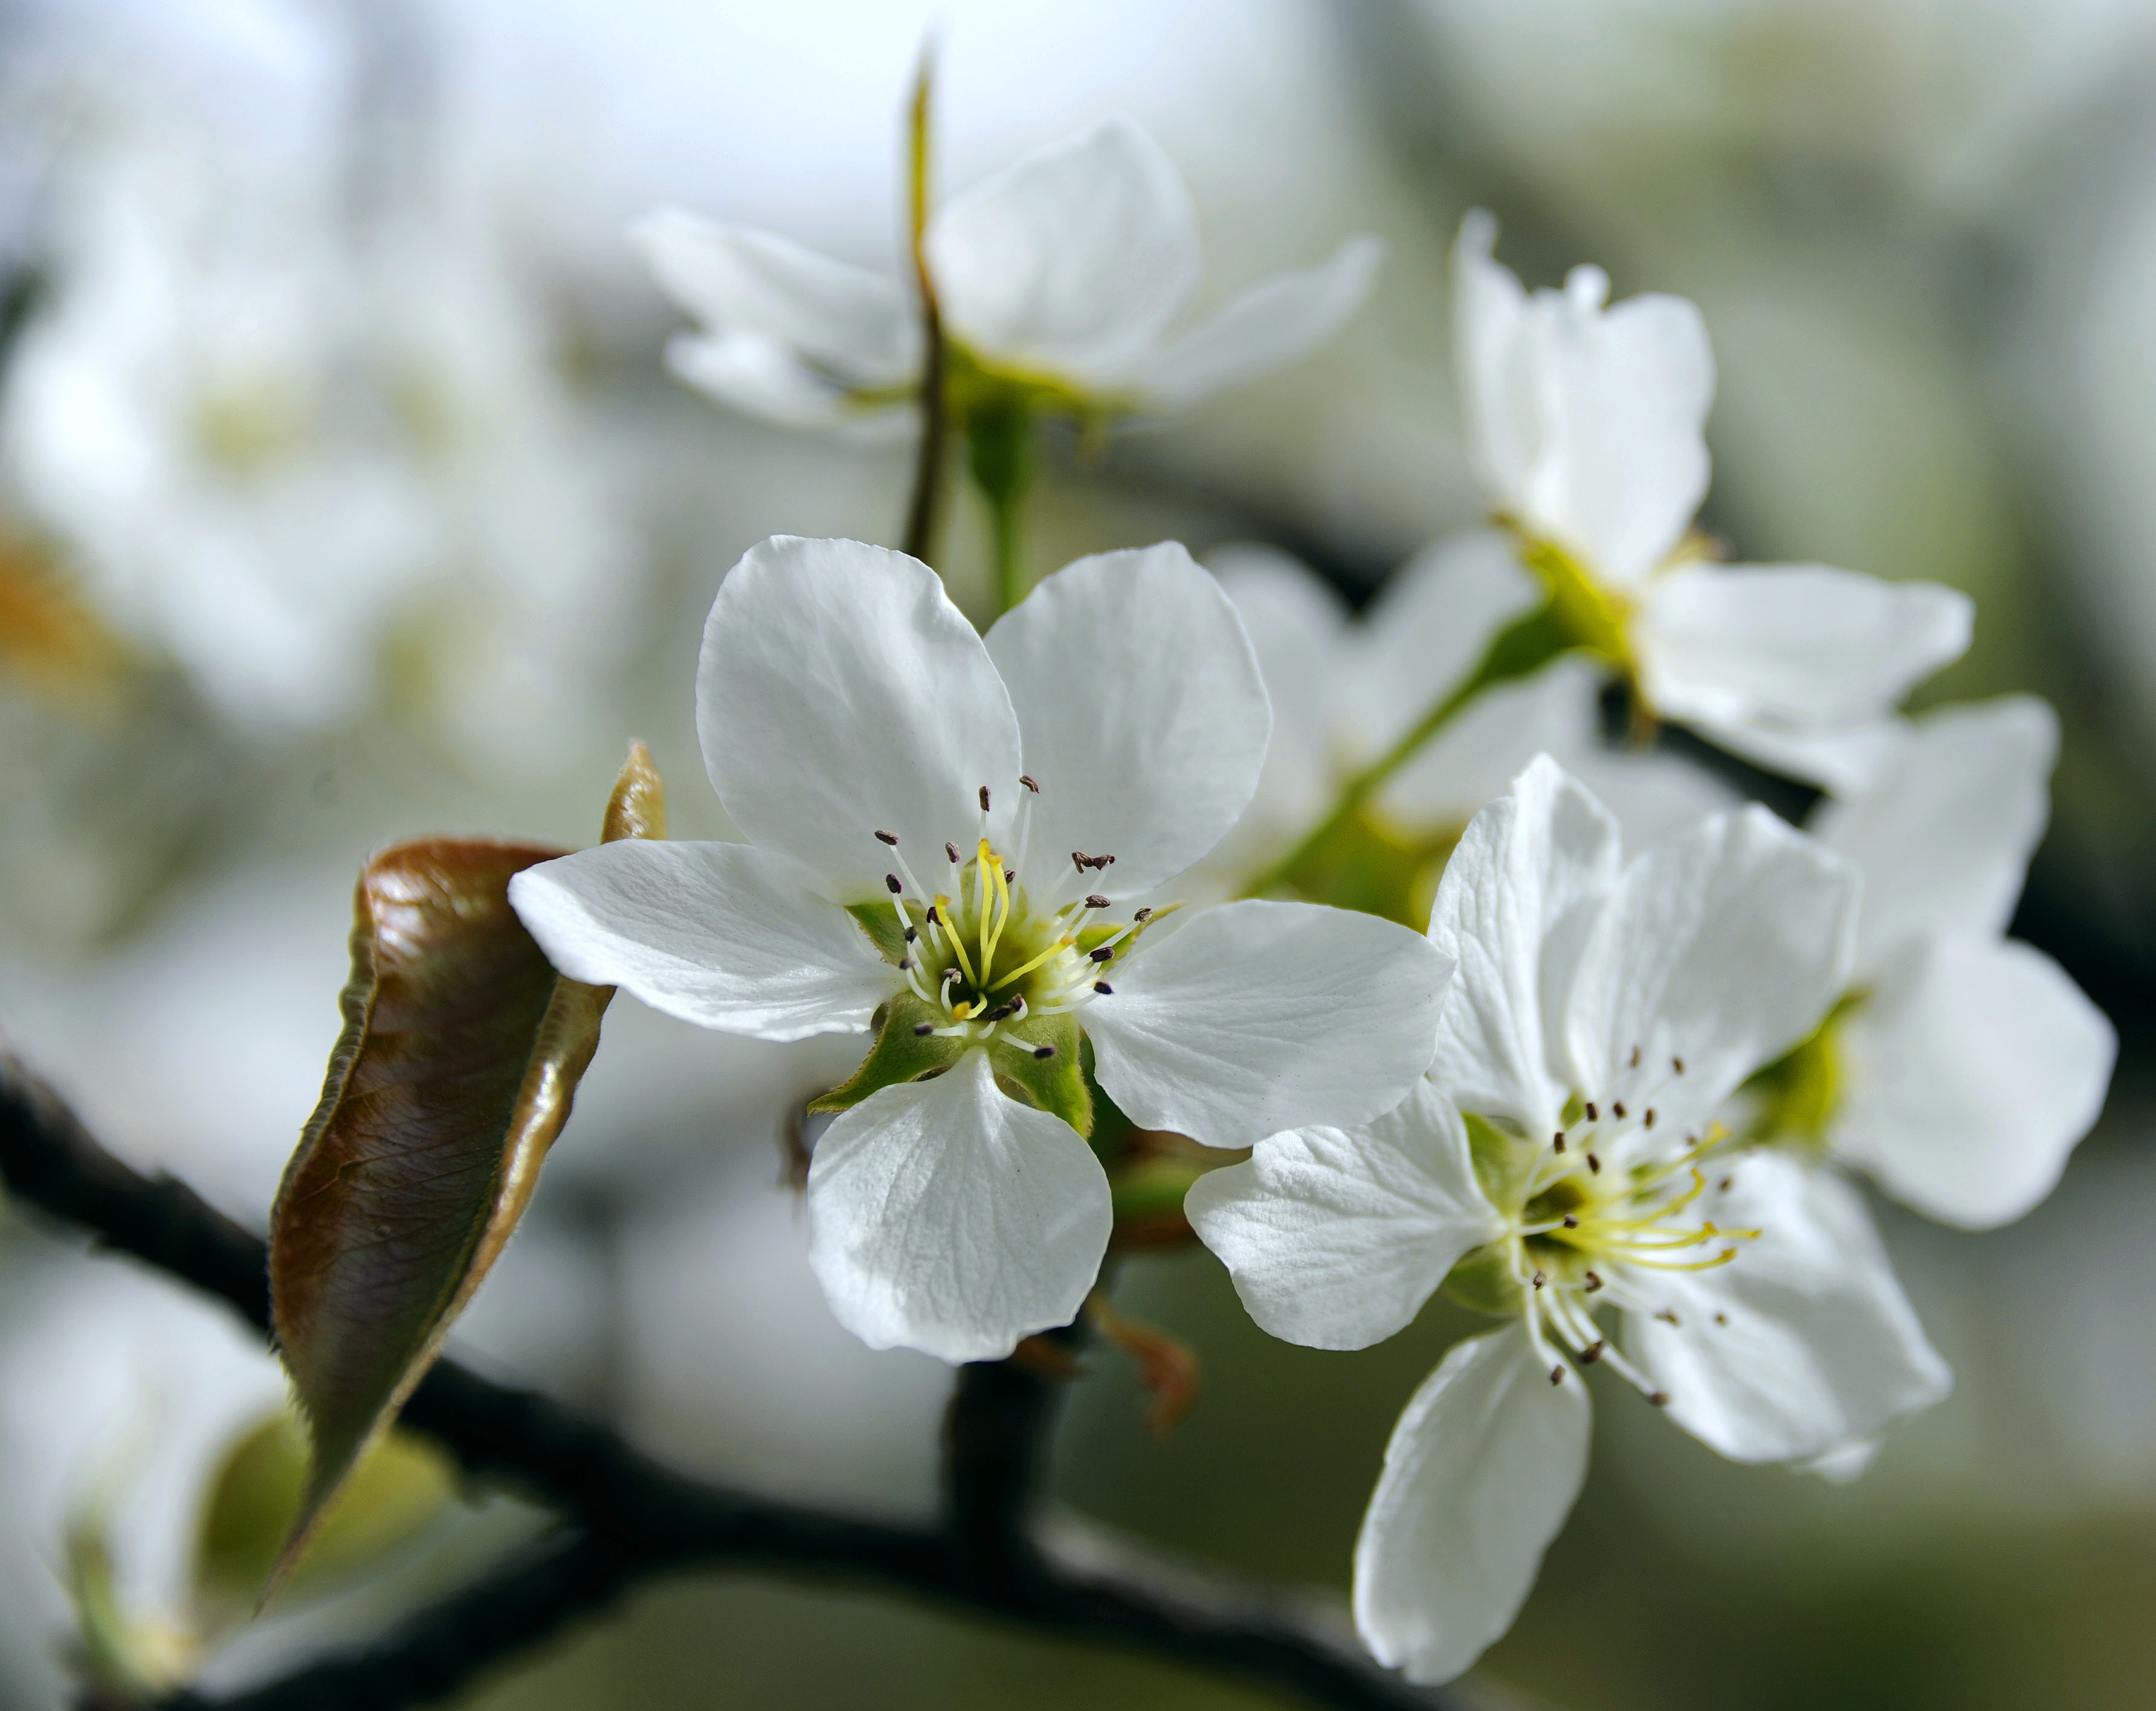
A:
[[898, 48, 947, 564], [0, 1053, 1469, 1711]]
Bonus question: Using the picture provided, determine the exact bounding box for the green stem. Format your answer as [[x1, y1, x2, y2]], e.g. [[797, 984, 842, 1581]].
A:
[[967, 401, 1034, 616], [1238, 601, 1575, 900]]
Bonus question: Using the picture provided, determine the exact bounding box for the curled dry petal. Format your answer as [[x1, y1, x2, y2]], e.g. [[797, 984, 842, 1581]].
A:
[[267, 742, 665, 1584]]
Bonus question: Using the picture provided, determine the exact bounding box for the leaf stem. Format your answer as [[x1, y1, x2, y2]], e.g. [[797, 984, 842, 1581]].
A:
[[899, 48, 947, 566], [1239, 602, 1573, 900]]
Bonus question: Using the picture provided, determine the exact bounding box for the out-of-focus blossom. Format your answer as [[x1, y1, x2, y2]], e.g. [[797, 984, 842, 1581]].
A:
[[1454, 213, 1970, 792], [511, 533, 1450, 1363], [1204, 535, 1733, 917], [0, 95, 633, 761], [1747, 698, 2116, 1228], [1189, 756, 1948, 1684], [635, 115, 1381, 433]]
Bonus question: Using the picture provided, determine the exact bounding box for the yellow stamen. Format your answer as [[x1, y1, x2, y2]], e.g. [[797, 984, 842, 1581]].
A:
[[939, 895, 978, 987], [952, 1000, 973, 1021], [978, 839, 1013, 978], [990, 934, 1074, 991]]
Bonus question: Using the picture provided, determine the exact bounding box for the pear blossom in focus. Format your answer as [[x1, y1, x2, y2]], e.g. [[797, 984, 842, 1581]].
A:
[[634, 116, 1383, 435], [1747, 698, 2116, 1229], [511, 534, 1451, 1364], [1454, 212, 1971, 793], [1189, 756, 1949, 1683]]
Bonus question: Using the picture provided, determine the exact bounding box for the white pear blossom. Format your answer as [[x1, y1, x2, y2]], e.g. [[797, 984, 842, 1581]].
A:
[[1204, 533, 1734, 906], [1188, 756, 1949, 1684], [634, 115, 1383, 433], [509, 535, 1451, 1364], [1454, 212, 1970, 793], [1751, 698, 2116, 1228]]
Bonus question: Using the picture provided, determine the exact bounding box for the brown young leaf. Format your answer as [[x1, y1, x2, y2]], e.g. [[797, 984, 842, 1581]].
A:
[[267, 744, 665, 1587]]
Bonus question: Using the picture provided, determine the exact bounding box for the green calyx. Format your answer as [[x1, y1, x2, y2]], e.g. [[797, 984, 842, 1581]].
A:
[[1744, 990, 1865, 1151], [1511, 528, 1636, 677]]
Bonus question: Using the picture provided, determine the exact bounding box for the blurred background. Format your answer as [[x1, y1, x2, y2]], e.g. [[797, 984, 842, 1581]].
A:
[[3, 1, 2156, 1707]]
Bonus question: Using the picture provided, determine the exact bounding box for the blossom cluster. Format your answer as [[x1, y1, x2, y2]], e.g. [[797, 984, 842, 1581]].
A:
[[503, 117, 2117, 1684]]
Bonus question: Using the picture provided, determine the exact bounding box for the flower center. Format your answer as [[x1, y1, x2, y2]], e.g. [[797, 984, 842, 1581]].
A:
[[1445, 1054, 1759, 1403], [866, 780, 1158, 1057]]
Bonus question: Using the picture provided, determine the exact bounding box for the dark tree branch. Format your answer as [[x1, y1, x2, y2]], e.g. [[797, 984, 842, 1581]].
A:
[[1, 1052, 1470, 1711]]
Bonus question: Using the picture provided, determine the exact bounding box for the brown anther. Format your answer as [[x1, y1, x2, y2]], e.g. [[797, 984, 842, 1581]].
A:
[[1584, 1271, 1604, 1292], [1033, 1044, 1056, 1060], [1093, 981, 1113, 995], [1644, 1108, 1656, 1129], [946, 842, 960, 864], [1071, 851, 1088, 872], [1714, 1313, 1728, 1326], [1550, 1366, 1565, 1385], [1673, 1056, 1685, 1074], [1553, 1131, 1567, 1152], [1719, 1176, 1733, 1191], [926, 905, 941, 924], [1587, 1153, 1602, 1174], [1004, 868, 1015, 883], [899, 956, 914, 971], [1532, 1269, 1546, 1289], [988, 1002, 1016, 1021], [885, 874, 903, 894], [1612, 1100, 1627, 1119], [980, 785, 992, 811], [875, 830, 899, 846], [1561, 1214, 1578, 1229], [1085, 894, 1111, 909], [904, 926, 918, 942], [1628, 1045, 1641, 1068], [1655, 1308, 1680, 1326], [1648, 1390, 1671, 1406], [1089, 946, 1114, 963], [1580, 1341, 1605, 1365], [1133, 907, 1152, 921], [1585, 1101, 1599, 1121], [1020, 775, 1039, 793], [912, 1022, 934, 1037]]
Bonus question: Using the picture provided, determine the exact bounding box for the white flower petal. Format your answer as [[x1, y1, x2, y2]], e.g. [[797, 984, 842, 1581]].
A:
[[1801, 1439, 1881, 1484], [1352, 1325, 1591, 1687], [1085, 900, 1450, 1150], [1624, 1151, 1951, 1463], [1813, 698, 2058, 966], [1184, 1081, 1503, 1351], [1136, 236, 1385, 411], [928, 116, 1199, 379], [1215, 544, 1352, 840], [663, 329, 857, 431], [1671, 718, 1905, 801], [804, 1052, 1112, 1364], [631, 210, 914, 387], [985, 543, 1268, 898], [1350, 527, 1543, 762], [1425, 756, 1622, 1137], [1637, 564, 1973, 770], [697, 536, 1021, 903], [1453, 212, 1714, 587], [509, 840, 893, 1042], [1833, 934, 2114, 1230], [1564, 805, 1857, 1133]]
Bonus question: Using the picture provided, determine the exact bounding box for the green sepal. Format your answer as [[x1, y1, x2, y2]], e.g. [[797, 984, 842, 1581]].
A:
[[1743, 989, 1865, 1149], [1462, 1109, 1536, 1211], [1441, 1240, 1523, 1316], [845, 900, 915, 965], [809, 993, 963, 1114], [988, 1011, 1091, 1137]]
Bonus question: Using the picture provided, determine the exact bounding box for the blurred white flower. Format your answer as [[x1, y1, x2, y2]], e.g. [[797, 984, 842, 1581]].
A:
[[1189, 756, 1948, 1684], [634, 115, 1381, 432], [510, 533, 1450, 1363], [1454, 213, 1971, 793], [0, 92, 633, 759], [1204, 534, 1734, 909], [1749, 698, 2116, 1228]]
